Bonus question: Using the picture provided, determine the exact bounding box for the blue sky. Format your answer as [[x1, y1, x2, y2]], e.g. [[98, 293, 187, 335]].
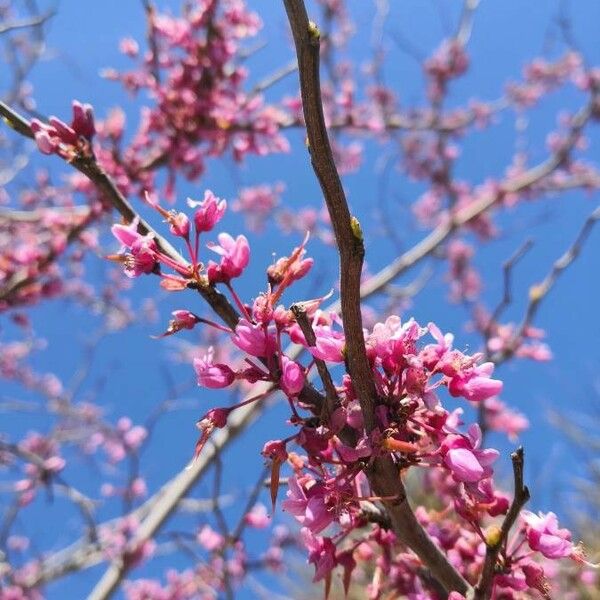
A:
[[3, 1, 600, 597]]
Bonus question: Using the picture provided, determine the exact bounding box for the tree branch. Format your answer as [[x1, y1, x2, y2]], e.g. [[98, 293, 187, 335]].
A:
[[283, 1, 470, 594], [474, 447, 530, 600]]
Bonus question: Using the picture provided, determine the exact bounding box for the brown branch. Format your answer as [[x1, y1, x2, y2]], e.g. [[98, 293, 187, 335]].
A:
[[493, 203, 600, 365], [484, 238, 534, 344], [283, 0, 377, 432], [283, 2, 470, 594], [358, 97, 597, 302], [290, 303, 338, 421], [474, 447, 530, 600], [478, 239, 533, 436]]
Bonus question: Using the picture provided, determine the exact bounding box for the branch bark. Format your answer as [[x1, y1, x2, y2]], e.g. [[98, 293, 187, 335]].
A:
[[283, 1, 470, 594], [474, 447, 530, 599]]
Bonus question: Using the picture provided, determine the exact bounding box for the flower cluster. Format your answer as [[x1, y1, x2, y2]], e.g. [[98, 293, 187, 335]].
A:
[[104, 188, 591, 598]]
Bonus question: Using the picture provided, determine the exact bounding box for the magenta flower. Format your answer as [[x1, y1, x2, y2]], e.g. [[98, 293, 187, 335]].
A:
[[111, 220, 158, 277], [168, 211, 190, 238], [71, 100, 95, 139], [448, 361, 503, 402], [111, 220, 141, 249], [282, 476, 333, 534], [441, 424, 499, 483], [30, 100, 95, 156], [206, 233, 250, 283], [521, 510, 573, 559], [232, 319, 275, 358], [301, 529, 337, 582], [295, 324, 345, 363], [171, 310, 197, 330], [279, 355, 305, 396], [188, 190, 227, 233], [193, 348, 235, 388]]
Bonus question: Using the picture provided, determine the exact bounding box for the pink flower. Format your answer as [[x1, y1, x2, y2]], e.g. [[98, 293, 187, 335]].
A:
[[168, 211, 190, 238], [207, 233, 250, 283], [188, 190, 226, 233], [232, 319, 275, 358], [291, 324, 345, 363], [197, 525, 225, 552], [111, 220, 158, 277], [279, 355, 304, 396], [170, 310, 198, 330], [521, 511, 573, 559], [193, 348, 235, 388], [301, 529, 337, 582], [244, 503, 270, 528], [30, 100, 95, 155], [71, 100, 95, 139], [441, 424, 499, 483], [448, 361, 503, 402], [30, 120, 60, 154], [282, 476, 333, 534]]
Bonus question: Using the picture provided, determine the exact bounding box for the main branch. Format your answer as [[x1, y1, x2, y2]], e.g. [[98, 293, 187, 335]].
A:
[[283, 1, 470, 594]]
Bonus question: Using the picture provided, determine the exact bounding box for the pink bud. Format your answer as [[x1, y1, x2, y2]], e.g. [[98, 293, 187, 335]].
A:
[[48, 117, 78, 145], [280, 355, 305, 396], [444, 447, 484, 482], [71, 100, 95, 139]]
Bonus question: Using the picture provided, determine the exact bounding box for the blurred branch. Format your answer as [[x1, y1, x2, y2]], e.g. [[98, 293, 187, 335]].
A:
[[0, 11, 54, 36], [494, 203, 600, 364], [358, 96, 598, 302]]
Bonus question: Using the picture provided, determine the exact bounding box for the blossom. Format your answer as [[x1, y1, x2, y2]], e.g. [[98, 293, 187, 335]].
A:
[[111, 220, 158, 277], [521, 511, 573, 559], [193, 348, 235, 388], [448, 361, 503, 402], [282, 476, 333, 534], [279, 355, 304, 396], [232, 319, 275, 358], [188, 190, 226, 232], [30, 100, 95, 156], [441, 424, 499, 483], [301, 529, 337, 582], [206, 233, 250, 283]]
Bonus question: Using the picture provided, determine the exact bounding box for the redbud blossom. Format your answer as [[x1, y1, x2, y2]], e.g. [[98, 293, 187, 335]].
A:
[[521, 511, 574, 559], [206, 233, 250, 283], [448, 362, 503, 402], [193, 348, 235, 388], [159, 310, 199, 337], [441, 425, 499, 483], [111, 218, 159, 277], [279, 355, 304, 396], [71, 100, 95, 139], [168, 212, 190, 238], [188, 190, 226, 232], [232, 319, 275, 358]]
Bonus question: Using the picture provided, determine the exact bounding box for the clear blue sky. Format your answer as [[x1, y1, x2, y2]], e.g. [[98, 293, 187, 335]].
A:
[[3, 1, 600, 598]]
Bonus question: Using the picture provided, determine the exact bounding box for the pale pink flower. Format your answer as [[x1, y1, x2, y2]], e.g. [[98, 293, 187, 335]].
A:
[[521, 511, 573, 559]]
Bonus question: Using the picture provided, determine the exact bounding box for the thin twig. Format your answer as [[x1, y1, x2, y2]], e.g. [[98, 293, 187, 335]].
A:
[[474, 447, 530, 600], [494, 204, 600, 364], [290, 303, 338, 421]]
